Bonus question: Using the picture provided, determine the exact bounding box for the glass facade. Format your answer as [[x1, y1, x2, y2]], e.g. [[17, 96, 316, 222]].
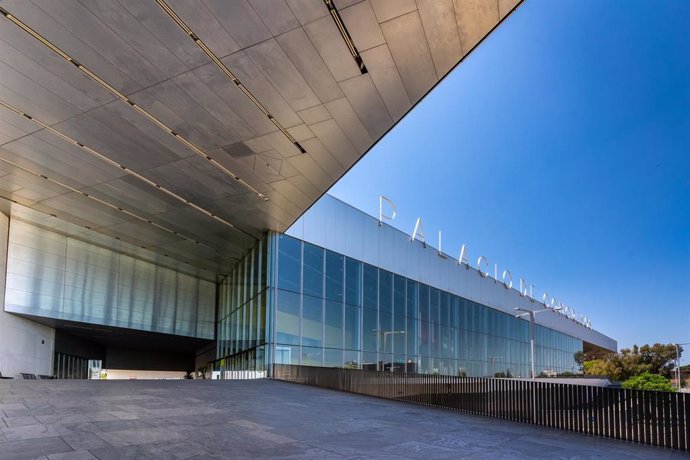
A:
[[217, 233, 583, 378], [215, 236, 270, 374], [271, 234, 582, 378]]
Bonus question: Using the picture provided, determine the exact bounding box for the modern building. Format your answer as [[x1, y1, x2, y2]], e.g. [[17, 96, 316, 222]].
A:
[[215, 194, 616, 378], [0, 0, 616, 379]]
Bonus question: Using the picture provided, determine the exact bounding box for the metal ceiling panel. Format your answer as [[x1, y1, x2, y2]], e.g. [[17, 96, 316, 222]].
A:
[[192, 62, 276, 137], [369, 0, 417, 23], [130, 80, 236, 152], [0, 105, 40, 144], [286, 0, 329, 26], [249, 0, 300, 36], [0, 0, 522, 276], [417, 0, 464, 77], [360, 44, 412, 121], [453, 0, 501, 53], [0, 166, 67, 203], [75, 0, 189, 79], [324, 97, 373, 153], [222, 51, 302, 128], [120, 0, 213, 68], [0, 135, 122, 188], [304, 15, 361, 82], [380, 11, 438, 102], [34, 192, 132, 229], [340, 1, 385, 52], [338, 74, 393, 139], [80, 177, 183, 217], [299, 137, 346, 180], [33, 0, 176, 87], [0, 61, 83, 124], [202, 0, 272, 50], [309, 118, 358, 169], [0, 0, 142, 93], [276, 28, 344, 103], [0, 17, 115, 106], [0, 39, 108, 112], [54, 105, 190, 171], [499, 0, 521, 19], [245, 39, 320, 112], [144, 157, 249, 204], [297, 104, 332, 125]]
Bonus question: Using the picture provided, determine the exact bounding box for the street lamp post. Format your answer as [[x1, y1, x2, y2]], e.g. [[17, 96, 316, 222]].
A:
[[488, 355, 503, 377], [514, 306, 561, 424], [373, 330, 405, 372], [673, 342, 689, 390], [514, 306, 562, 380]]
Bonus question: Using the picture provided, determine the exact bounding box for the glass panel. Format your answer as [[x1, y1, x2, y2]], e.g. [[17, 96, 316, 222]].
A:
[[393, 275, 406, 355], [303, 243, 324, 298], [276, 290, 300, 345], [275, 345, 299, 364], [344, 350, 361, 369], [277, 235, 301, 293], [302, 346, 323, 366], [362, 307, 377, 352], [419, 284, 429, 323], [325, 299, 343, 349], [378, 270, 392, 312], [362, 264, 377, 308], [344, 305, 361, 350], [324, 348, 343, 367], [362, 351, 377, 371], [430, 288, 440, 324], [325, 251, 344, 302], [345, 258, 361, 306], [301, 295, 323, 347]]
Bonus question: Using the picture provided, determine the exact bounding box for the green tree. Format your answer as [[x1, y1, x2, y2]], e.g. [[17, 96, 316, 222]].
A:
[[583, 359, 609, 376], [621, 372, 675, 392], [583, 343, 681, 381]]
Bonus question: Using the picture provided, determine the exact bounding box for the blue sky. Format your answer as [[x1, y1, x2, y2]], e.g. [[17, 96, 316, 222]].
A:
[[327, 0, 690, 363]]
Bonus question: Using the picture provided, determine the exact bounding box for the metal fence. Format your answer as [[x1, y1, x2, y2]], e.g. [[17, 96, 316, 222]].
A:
[[273, 364, 689, 451]]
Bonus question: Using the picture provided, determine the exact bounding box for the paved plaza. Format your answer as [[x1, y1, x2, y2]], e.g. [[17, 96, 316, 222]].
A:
[[0, 379, 687, 459]]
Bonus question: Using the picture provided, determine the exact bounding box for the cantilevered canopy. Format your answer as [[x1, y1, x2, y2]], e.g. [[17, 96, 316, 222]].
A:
[[0, 0, 521, 274]]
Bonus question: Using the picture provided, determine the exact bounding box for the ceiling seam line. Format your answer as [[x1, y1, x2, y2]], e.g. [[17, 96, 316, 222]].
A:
[[322, 0, 368, 74], [0, 154, 225, 257], [153, 0, 307, 155], [0, 5, 269, 202], [0, 99, 258, 241]]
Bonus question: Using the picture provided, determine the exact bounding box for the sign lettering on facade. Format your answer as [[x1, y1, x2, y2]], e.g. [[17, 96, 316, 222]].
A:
[[379, 195, 592, 329]]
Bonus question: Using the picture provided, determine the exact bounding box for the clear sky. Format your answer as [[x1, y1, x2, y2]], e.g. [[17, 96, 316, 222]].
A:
[[326, 0, 690, 363]]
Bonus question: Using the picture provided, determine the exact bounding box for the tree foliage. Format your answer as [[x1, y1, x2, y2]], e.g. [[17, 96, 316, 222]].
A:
[[583, 343, 681, 381], [622, 372, 675, 392]]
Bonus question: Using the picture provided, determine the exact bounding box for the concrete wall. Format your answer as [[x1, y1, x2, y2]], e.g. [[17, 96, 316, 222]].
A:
[[0, 212, 55, 377], [287, 195, 617, 352]]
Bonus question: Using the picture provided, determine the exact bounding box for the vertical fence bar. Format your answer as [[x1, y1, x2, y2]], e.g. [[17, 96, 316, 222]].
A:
[[678, 393, 690, 450], [271, 366, 690, 452], [664, 391, 672, 449], [678, 392, 686, 451]]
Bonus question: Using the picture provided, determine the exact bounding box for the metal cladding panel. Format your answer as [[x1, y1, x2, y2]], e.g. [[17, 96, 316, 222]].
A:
[[0, 0, 523, 275], [286, 195, 617, 352], [5, 220, 214, 339]]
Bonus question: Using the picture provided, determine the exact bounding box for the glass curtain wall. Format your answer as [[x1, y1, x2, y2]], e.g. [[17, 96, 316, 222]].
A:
[[272, 234, 583, 377], [215, 236, 269, 373]]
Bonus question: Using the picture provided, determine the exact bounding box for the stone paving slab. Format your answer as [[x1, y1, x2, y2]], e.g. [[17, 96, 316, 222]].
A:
[[0, 379, 688, 459]]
